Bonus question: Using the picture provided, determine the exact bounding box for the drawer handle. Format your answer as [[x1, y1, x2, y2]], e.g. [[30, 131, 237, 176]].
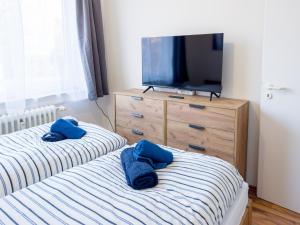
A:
[[189, 124, 205, 130], [188, 144, 206, 151], [132, 96, 143, 101], [189, 104, 205, 110], [132, 129, 144, 136], [131, 112, 144, 118]]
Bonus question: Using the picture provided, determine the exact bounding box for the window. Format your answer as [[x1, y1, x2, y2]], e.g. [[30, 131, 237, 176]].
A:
[[0, 0, 87, 110]]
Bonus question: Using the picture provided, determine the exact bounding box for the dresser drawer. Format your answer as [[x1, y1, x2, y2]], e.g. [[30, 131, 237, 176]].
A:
[[167, 120, 235, 163], [116, 95, 164, 118], [116, 104, 162, 129], [116, 115, 164, 140], [116, 114, 164, 131], [116, 126, 164, 145], [167, 101, 236, 131]]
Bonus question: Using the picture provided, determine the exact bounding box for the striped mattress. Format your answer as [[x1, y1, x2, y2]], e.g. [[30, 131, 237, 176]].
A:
[[0, 121, 126, 198], [0, 145, 244, 225]]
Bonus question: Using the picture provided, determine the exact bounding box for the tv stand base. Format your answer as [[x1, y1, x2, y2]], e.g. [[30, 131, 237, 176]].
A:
[[210, 92, 221, 101], [143, 86, 154, 93]]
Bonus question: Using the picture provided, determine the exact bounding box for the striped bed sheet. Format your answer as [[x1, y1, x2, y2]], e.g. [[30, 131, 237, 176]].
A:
[[0, 145, 244, 225], [0, 121, 126, 198]]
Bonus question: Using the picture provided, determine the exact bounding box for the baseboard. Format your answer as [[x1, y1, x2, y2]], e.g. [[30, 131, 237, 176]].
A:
[[249, 185, 257, 198]]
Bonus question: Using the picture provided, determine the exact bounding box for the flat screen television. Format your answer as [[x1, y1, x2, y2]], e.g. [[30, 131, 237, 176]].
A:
[[142, 33, 224, 94]]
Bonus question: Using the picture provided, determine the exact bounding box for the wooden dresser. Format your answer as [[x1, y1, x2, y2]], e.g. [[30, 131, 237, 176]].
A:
[[114, 89, 249, 178]]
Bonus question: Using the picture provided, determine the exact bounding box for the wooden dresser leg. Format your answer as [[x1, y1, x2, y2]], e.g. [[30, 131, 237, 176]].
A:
[[248, 199, 253, 225]]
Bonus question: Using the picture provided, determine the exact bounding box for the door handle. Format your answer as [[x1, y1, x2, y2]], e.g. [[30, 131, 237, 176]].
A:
[[266, 84, 287, 91]]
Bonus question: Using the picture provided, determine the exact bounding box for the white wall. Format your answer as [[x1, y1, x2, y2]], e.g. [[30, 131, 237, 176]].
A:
[[100, 0, 265, 185]]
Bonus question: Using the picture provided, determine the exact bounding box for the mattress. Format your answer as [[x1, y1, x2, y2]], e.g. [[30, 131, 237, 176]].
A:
[[0, 145, 244, 225], [222, 182, 249, 225], [0, 121, 126, 197]]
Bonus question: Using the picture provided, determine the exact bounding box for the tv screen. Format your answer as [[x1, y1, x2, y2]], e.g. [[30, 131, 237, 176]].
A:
[[142, 33, 224, 93]]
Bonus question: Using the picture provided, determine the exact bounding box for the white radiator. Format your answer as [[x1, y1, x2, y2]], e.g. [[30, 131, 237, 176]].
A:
[[0, 105, 61, 135]]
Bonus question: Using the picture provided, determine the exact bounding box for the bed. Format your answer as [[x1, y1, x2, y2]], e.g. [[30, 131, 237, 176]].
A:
[[0, 121, 127, 198], [0, 145, 250, 225]]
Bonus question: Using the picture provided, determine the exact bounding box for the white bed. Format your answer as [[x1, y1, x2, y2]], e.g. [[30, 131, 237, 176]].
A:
[[0, 121, 126, 198], [222, 182, 248, 225], [0, 145, 248, 225]]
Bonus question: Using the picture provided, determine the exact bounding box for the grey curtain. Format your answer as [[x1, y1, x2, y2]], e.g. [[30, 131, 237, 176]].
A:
[[76, 0, 108, 100]]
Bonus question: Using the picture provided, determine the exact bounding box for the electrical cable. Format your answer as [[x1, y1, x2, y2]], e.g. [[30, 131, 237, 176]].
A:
[[95, 100, 114, 132]]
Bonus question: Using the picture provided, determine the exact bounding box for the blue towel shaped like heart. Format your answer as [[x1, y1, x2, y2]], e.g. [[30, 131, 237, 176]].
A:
[[42, 119, 86, 142], [50, 119, 86, 139]]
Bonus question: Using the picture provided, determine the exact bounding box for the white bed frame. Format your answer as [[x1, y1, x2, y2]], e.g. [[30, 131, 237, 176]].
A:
[[239, 200, 252, 225]]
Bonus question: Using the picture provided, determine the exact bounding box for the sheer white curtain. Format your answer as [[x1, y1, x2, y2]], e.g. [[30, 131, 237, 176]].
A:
[[0, 0, 87, 114], [0, 0, 26, 114]]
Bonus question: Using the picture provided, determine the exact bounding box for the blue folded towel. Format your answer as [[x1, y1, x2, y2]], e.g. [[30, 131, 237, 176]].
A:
[[65, 119, 78, 126], [121, 148, 158, 190], [41, 132, 66, 142], [42, 119, 80, 142], [50, 119, 86, 139], [42, 119, 86, 142], [133, 140, 173, 169]]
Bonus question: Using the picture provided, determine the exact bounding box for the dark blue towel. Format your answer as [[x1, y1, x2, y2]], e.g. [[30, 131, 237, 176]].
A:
[[50, 119, 86, 139], [41, 132, 66, 142], [121, 148, 158, 190], [42, 119, 80, 142], [133, 140, 173, 169]]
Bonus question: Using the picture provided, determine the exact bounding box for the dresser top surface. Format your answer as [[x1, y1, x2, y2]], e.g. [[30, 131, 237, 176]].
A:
[[114, 89, 248, 110]]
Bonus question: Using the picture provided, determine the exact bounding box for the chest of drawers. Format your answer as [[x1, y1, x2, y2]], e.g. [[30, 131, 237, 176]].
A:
[[114, 89, 249, 178]]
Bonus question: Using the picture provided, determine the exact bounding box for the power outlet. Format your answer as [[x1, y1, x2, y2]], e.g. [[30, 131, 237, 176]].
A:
[[20, 119, 26, 130]]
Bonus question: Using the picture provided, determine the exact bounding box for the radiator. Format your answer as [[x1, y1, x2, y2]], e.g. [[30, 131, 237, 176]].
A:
[[0, 105, 61, 135]]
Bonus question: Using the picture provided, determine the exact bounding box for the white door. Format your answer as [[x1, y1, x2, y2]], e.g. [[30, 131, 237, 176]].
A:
[[257, 0, 300, 213]]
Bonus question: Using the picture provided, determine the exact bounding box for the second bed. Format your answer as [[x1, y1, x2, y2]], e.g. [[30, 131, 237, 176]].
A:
[[0, 121, 126, 198]]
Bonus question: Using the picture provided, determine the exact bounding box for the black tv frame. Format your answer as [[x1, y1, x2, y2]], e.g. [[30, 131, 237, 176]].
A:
[[141, 33, 224, 101]]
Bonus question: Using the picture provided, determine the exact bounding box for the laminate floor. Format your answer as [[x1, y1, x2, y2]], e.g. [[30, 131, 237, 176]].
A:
[[252, 197, 300, 225]]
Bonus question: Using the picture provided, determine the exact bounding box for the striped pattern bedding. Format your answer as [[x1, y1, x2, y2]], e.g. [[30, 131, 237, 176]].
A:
[[0, 122, 126, 198], [0, 145, 244, 225]]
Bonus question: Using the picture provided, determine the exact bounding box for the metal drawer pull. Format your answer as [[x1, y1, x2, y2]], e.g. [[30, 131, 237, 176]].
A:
[[131, 112, 144, 118], [189, 104, 205, 110], [188, 144, 206, 151], [189, 124, 205, 130], [131, 96, 143, 101], [132, 129, 144, 136]]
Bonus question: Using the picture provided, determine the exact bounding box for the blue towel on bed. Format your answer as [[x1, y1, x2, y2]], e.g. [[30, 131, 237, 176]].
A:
[[65, 119, 78, 126], [121, 148, 158, 190], [42, 119, 85, 142], [50, 119, 86, 139], [41, 132, 66, 142], [133, 140, 173, 169]]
